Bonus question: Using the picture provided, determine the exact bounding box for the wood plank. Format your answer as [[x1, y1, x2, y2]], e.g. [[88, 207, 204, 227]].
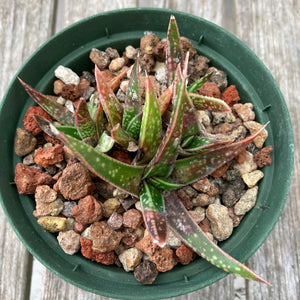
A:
[[0, 1, 56, 299], [234, 1, 300, 299]]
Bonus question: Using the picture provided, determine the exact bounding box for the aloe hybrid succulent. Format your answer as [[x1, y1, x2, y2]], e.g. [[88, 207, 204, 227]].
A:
[[19, 15, 270, 285]]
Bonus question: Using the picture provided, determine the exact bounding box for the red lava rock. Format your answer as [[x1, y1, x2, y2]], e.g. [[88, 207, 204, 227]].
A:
[[23, 106, 52, 135], [192, 178, 219, 196], [134, 260, 159, 284], [71, 195, 103, 226], [73, 221, 87, 234], [197, 82, 221, 98], [56, 162, 95, 200], [43, 132, 62, 145], [90, 221, 123, 253], [122, 228, 139, 248], [211, 164, 229, 178], [135, 235, 174, 272], [61, 84, 81, 101], [254, 146, 273, 168], [199, 218, 213, 234], [176, 189, 193, 210], [152, 40, 166, 62], [34, 144, 64, 168], [235, 148, 247, 164], [175, 244, 195, 265], [222, 85, 240, 106], [110, 150, 133, 164], [14, 163, 53, 194], [80, 237, 114, 265], [123, 209, 143, 229]]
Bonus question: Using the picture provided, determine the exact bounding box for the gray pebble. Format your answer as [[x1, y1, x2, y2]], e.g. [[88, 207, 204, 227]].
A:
[[234, 186, 258, 215]]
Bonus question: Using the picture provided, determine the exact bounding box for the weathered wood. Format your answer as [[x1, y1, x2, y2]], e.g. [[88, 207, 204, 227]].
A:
[[0, 1, 55, 300]]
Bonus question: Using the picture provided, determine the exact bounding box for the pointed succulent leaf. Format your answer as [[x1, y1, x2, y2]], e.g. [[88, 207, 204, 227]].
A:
[[147, 177, 184, 190], [189, 93, 231, 112], [166, 15, 183, 85], [172, 124, 269, 184], [126, 112, 142, 140], [111, 123, 137, 149], [35, 117, 144, 196], [122, 58, 140, 130], [18, 78, 74, 126], [182, 51, 189, 78], [135, 76, 162, 165], [95, 101, 105, 138], [110, 66, 130, 91], [158, 84, 173, 115], [144, 76, 186, 178], [95, 66, 123, 127], [140, 181, 168, 247], [181, 135, 194, 148], [187, 71, 213, 93], [55, 125, 82, 140], [87, 92, 100, 122], [164, 190, 270, 285], [74, 99, 97, 139], [95, 131, 114, 153]]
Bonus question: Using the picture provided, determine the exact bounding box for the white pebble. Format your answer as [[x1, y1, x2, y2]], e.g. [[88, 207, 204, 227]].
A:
[[65, 100, 75, 113], [56, 96, 66, 105], [55, 65, 80, 85]]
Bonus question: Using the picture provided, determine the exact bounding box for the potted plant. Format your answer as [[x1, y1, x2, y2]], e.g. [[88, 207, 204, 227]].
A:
[[0, 8, 293, 299]]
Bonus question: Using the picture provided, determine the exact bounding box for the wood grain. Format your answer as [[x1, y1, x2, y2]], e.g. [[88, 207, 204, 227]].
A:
[[0, 0, 298, 299]]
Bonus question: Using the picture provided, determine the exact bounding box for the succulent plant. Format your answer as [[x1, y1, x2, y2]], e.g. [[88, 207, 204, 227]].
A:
[[19, 15, 270, 285]]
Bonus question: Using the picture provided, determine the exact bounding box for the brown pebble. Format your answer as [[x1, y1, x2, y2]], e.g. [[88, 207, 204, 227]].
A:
[[53, 79, 64, 95], [123, 209, 143, 229], [254, 146, 273, 167], [222, 85, 240, 106], [34, 144, 64, 168], [134, 260, 159, 284], [61, 84, 81, 101], [14, 128, 37, 157], [197, 82, 220, 98], [175, 244, 195, 265]]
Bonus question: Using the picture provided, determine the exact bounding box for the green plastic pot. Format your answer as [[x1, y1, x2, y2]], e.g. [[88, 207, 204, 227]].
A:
[[0, 8, 294, 299]]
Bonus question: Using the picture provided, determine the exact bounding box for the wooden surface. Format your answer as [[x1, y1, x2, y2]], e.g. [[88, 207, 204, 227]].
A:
[[0, 0, 299, 299]]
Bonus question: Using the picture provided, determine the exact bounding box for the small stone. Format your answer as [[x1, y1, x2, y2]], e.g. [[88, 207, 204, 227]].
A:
[[61, 84, 81, 101], [134, 260, 159, 284], [89, 48, 110, 70], [90, 221, 123, 253], [95, 180, 115, 199], [73, 221, 87, 234], [65, 100, 75, 113], [81, 226, 92, 240], [122, 228, 139, 248], [211, 164, 229, 178], [175, 244, 195, 265], [103, 198, 121, 218], [109, 57, 126, 72], [14, 128, 37, 157], [35, 185, 57, 203], [125, 45, 137, 59], [119, 197, 137, 211], [105, 47, 119, 59], [135, 201, 142, 212], [140, 34, 160, 55], [167, 230, 182, 249], [212, 111, 236, 125], [197, 82, 220, 98], [198, 110, 211, 127], [244, 121, 268, 148], [56, 162, 95, 200], [188, 55, 210, 83], [233, 103, 255, 122], [212, 177, 227, 194], [199, 218, 212, 234], [206, 204, 233, 241], [189, 209, 205, 224], [235, 148, 247, 164], [43, 132, 61, 146], [120, 80, 129, 93], [43, 142, 53, 150], [57, 230, 81, 255], [55, 65, 80, 85], [254, 146, 273, 167], [44, 165, 57, 176], [222, 188, 238, 207], [222, 85, 240, 106], [107, 212, 123, 230], [34, 144, 64, 168], [183, 186, 198, 198], [228, 207, 244, 227], [234, 186, 259, 215], [226, 169, 241, 181], [72, 195, 103, 225], [23, 106, 52, 135], [123, 209, 143, 229], [23, 153, 35, 165], [207, 67, 228, 91], [152, 40, 166, 62], [118, 247, 143, 272], [64, 217, 75, 231], [227, 125, 247, 142], [233, 151, 257, 175], [242, 170, 264, 188], [176, 189, 193, 210], [53, 79, 64, 95], [140, 53, 155, 73], [116, 89, 126, 102], [37, 216, 67, 232], [180, 36, 197, 58], [192, 178, 219, 196], [192, 193, 215, 207], [213, 122, 233, 134], [49, 198, 64, 216], [14, 163, 53, 194]]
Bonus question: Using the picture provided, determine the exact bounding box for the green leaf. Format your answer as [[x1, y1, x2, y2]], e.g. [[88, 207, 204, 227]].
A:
[[122, 58, 141, 130], [189, 93, 231, 112], [172, 124, 269, 184], [95, 66, 124, 127], [55, 125, 81, 140], [144, 76, 186, 178], [135, 76, 162, 165], [164, 190, 270, 285], [34, 116, 144, 197], [126, 112, 142, 140], [95, 131, 114, 153], [88, 92, 100, 122], [74, 99, 97, 139], [111, 123, 137, 149], [147, 177, 183, 190], [18, 78, 74, 126], [187, 71, 213, 93], [140, 181, 168, 247], [166, 15, 182, 85]]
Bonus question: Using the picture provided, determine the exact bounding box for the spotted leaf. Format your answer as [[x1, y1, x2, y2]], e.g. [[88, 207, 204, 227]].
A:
[[189, 93, 231, 112], [147, 177, 184, 190], [164, 190, 270, 285], [187, 71, 213, 93], [95, 131, 114, 153], [111, 123, 137, 149]]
